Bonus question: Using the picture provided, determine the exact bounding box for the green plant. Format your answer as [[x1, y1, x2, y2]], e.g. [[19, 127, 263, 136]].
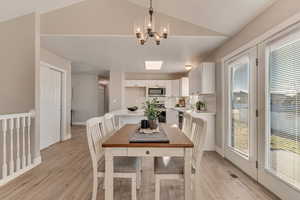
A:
[[196, 101, 206, 111], [144, 98, 161, 120]]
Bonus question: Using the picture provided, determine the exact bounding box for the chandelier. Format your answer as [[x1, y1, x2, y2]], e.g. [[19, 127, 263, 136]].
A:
[[134, 0, 169, 45]]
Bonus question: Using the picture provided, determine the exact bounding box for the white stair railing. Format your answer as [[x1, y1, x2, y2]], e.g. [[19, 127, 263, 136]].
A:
[[0, 111, 36, 186]]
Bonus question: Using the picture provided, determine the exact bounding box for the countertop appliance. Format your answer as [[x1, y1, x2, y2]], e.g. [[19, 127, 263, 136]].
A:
[[148, 88, 166, 97]]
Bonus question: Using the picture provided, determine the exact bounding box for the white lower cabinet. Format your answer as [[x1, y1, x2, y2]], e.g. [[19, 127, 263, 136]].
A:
[[167, 110, 216, 151]]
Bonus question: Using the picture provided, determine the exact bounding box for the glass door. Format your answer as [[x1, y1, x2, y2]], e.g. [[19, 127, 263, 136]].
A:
[[224, 47, 258, 179], [258, 27, 300, 200]]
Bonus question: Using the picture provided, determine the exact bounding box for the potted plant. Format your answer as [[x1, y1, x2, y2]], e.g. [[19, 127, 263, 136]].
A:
[[196, 100, 206, 112], [144, 98, 161, 129]]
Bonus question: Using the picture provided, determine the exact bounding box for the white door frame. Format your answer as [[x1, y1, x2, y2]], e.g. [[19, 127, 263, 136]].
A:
[[224, 47, 258, 180], [257, 23, 300, 200], [40, 61, 68, 142]]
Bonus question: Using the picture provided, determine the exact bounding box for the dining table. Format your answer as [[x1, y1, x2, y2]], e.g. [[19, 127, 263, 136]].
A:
[[102, 123, 194, 200]]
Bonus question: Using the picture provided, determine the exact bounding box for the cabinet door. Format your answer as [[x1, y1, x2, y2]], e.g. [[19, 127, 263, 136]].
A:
[[165, 81, 172, 96], [180, 77, 189, 96], [171, 80, 180, 97], [201, 63, 215, 94]]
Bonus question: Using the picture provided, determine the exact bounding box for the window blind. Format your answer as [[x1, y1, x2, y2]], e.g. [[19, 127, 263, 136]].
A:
[[268, 38, 300, 187]]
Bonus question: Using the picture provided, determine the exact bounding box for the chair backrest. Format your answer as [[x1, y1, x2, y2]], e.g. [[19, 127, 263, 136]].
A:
[[86, 117, 106, 165], [104, 113, 117, 136], [190, 117, 208, 170], [182, 112, 192, 138]]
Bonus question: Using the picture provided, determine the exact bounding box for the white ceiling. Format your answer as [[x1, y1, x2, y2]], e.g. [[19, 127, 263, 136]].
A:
[[41, 35, 226, 74], [128, 0, 277, 36], [0, 0, 83, 22]]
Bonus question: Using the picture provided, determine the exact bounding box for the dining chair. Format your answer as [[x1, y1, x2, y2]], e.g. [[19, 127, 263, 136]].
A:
[[86, 117, 138, 200], [182, 112, 193, 139], [103, 113, 118, 136], [154, 117, 208, 200]]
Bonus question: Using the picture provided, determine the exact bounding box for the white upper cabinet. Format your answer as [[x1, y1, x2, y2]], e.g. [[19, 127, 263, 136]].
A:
[[171, 79, 180, 97], [180, 77, 189, 97], [148, 80, 167, 88], [189, 62, 215, 95], [125, 80, 148, 87]]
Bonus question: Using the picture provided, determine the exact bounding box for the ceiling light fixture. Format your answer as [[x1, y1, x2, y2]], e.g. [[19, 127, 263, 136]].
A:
[[145, 61, 163, 70], [134, 0, 169, 46], [185, 64, 192, 71]]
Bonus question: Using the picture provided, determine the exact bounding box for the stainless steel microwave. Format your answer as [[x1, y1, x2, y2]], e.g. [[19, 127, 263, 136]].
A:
[[148, 88, 166, 96]]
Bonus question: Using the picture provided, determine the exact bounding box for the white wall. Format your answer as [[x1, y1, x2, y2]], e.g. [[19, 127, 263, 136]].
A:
[[71, 74, 102, 124]]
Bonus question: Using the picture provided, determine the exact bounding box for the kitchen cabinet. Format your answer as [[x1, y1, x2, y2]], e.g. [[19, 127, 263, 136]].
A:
[[189, 62, 215, 95], [180, 77, 189, 97], [171, 80, 180, 97], [125, 80, 148, 87], [148, 80, 166, 88]]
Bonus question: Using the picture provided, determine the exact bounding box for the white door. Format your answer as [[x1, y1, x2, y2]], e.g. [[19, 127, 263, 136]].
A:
[[40, 64, 62, 150], [258, 27, 300, 200], [224, 47, 258, 179]]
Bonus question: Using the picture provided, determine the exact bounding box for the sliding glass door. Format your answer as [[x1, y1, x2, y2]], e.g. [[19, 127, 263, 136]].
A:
[[258, 27, 300, 200], [225, 47, 258, 179]]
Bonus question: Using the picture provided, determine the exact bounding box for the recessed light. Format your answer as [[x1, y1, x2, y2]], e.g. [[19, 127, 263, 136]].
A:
[[145, 61, 163, 70]]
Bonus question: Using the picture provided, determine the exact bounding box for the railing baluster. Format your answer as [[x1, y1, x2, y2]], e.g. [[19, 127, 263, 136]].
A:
[[27, 115, 31, 165], [16, 118, 21, 171], [0, 112, 36, 186], [22, 117, 26, 168], [9, 119, 14, 175], [2, 119, 8, 179]]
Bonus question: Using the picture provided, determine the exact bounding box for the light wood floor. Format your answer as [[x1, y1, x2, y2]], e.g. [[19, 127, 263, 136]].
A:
[[0, 126, 280, 200]]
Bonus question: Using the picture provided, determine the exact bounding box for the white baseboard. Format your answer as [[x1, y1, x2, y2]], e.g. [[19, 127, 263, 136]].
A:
[[63, 133, 72, 141], [215, 146, 224, 157], [72, 122, 86, 126], [0, 156, 42, 187]]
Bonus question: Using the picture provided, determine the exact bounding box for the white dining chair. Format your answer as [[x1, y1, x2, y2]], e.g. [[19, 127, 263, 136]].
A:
[[154, 117, 208, 200], [182, 112, 193, 139], [86, 117, 138, 200], [103, 113, 118, 136]]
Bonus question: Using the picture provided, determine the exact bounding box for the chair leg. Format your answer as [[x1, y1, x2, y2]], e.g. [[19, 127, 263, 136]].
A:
[[136, 158, 142, 189], [131, 176, 137, 200], [92, 171, 98, 200], [155, 176, 160, 200]]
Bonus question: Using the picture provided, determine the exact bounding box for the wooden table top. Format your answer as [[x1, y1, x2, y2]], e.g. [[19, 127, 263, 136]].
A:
[[102, 124, 194, 148]]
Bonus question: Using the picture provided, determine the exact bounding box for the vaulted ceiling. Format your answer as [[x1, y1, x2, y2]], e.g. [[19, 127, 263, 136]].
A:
[[0, 0, 277, 74]]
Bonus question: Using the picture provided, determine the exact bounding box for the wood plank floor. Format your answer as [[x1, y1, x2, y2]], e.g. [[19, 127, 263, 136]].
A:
[[0, 126, 280, 200]]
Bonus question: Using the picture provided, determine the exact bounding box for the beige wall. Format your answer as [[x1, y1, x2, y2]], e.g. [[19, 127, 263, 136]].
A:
[[0, 14, 37, 114], [41, 0, 222, 36], [207, 0, 300, 149], [40, 48, 72, 138], [0, 13, 41, 162]]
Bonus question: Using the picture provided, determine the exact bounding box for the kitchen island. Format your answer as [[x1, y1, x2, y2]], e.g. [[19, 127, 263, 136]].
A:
[[110, 109, 146, 128]]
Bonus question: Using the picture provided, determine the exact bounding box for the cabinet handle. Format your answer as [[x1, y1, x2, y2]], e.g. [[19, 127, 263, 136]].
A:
[[145, 150, 150, 155]]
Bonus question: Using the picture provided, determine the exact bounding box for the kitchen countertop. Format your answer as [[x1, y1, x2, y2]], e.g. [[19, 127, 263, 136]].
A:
[[110, 109, 145, 117], [169, 107, 216, 116]]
